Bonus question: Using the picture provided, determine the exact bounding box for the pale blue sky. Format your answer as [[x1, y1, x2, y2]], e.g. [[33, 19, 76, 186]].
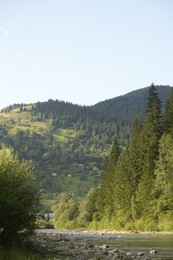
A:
[[0, 0, 173, 108]]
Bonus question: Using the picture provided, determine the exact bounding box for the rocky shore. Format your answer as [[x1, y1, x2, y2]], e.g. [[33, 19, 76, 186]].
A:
[[27, 230, 162, 260]]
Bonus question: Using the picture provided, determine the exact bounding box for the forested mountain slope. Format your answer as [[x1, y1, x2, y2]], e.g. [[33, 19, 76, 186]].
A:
[[52, 85, 173, 232], [92, 85, 171, 124], [0, 85, 171, 196]]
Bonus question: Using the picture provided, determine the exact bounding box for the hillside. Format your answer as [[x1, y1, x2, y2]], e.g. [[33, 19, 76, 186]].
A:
[[0, 85, 171, 197], [51, 85, 173, 232], [92, 85, 171, 123]]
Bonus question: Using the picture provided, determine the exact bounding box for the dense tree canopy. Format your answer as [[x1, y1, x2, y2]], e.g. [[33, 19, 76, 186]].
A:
[[164, 88, 173, 134], [0, 85, 170, 196], [52, 84, 173, 232], [0, 147, 39, 246]]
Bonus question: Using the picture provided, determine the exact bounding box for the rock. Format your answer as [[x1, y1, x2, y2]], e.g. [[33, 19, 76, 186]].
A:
[[112, 248, 120, 253], [149, 249, 158, 254], [100, 244, 111, 249], [137, 252, 144, 256], [26, 230, 153, 260]]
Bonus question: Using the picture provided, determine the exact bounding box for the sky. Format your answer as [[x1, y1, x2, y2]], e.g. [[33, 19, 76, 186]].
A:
[[0, 0, 173, 108]]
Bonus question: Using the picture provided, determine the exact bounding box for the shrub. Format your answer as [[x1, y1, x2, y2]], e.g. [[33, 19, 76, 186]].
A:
[[0, 147, 39, 247]]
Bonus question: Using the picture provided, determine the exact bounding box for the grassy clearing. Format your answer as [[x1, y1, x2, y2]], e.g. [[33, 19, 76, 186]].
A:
[[53, 128, 77, 143], [40, 199, 56, 207], [0, 107, 79, 139], [0, 107, 49, 136]]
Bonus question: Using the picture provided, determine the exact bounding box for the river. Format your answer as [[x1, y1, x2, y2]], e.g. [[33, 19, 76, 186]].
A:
[[62, 231, 173, 259], [31, 229, 173, 259]]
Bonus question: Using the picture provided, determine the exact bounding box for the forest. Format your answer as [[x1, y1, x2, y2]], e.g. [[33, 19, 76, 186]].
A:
[[1, 83, 173, 255], [0, 85, 171, 198], [52, 85, 173, 232]]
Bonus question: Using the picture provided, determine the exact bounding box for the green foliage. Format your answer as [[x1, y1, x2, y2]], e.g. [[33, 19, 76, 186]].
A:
[[0, 147, 39, 246], [100, 138, 121, 217], [0, 247, 39, 260], [52, 85, 173, 232], [35, 218, 54, 229], [0, 86, 171, 197], [163, 88, 173, 134], [135, 84, 162, 218], [154, 134, 173, 213], [1, 86, 173, 233], [158, 212, 173, 231], [52, 193, 79, 229], [77, 188, 98, 228]]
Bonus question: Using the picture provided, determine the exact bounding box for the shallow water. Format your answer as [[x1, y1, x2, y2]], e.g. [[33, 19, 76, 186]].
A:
[[66, 231, 173, 259], [36, 229, 173, 259]]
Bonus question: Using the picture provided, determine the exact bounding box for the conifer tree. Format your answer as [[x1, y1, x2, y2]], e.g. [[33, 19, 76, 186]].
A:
[[112, 120, 143, 224], [136, 84, 162, 219], [163, 87, 173, 134], [154, 134, 173, 213], [99, 138, 121, 219], [114, 152, 134, 218], [127, 120, 144, 188]]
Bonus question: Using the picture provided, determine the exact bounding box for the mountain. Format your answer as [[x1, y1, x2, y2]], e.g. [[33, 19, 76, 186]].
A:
[[0, 85, 171, 197], [92, 85, 171, 123], [91, 85, 171, 144]]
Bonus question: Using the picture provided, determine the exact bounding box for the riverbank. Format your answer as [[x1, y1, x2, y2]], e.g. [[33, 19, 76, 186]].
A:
[[65, 229, 173, 235], [26, 229, 165, 259]]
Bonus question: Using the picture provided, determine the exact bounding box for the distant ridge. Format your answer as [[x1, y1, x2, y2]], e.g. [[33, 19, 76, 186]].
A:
[[92, 85, 171, 123]]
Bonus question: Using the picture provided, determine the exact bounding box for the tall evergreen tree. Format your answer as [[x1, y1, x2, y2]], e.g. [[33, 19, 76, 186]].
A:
[[153, 134, 173, 231], [163, 87, 173, 134], [99, 138, 121, 219], [111, 120, 143, 225], [136, 84, 162, 219], [127, 120, 144, 188], [154, 134, 173, 213]]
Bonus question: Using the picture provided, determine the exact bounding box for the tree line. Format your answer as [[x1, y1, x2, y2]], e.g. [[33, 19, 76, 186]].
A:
[[53, 84, 173, 231], [0, 86, 170, 196]]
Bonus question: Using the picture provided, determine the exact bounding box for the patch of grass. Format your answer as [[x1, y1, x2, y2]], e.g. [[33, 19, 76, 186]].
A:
[[0, 108, 50, 136], [40, 194, 57, 210], [53, 134, 68, 142], [54, 129, 77, 142], [0, 247, 39, 260], [40, 199, 56, 206], [53, 128, 78, 143]]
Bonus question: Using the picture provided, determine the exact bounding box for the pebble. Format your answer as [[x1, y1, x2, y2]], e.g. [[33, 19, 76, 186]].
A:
[[27, 230, 154, 260]]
